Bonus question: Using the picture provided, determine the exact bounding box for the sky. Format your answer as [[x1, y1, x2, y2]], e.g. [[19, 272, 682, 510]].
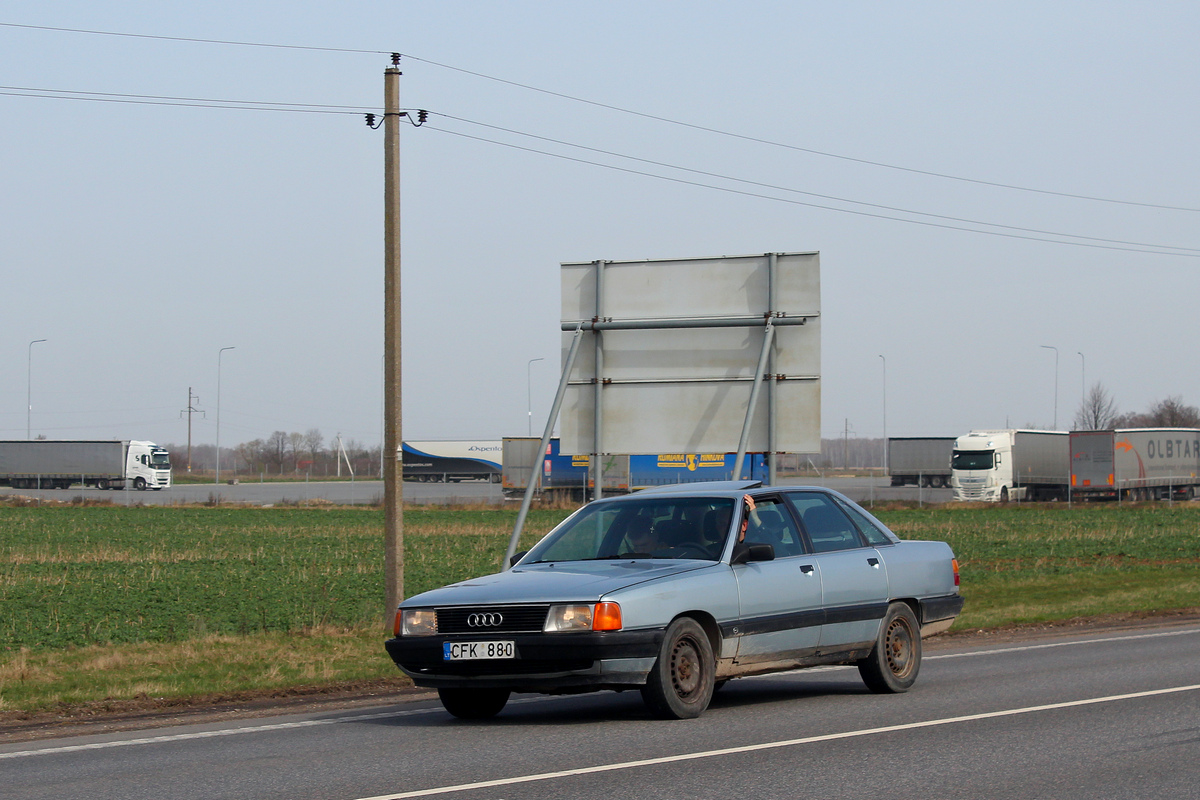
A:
[[3, 2, 1199, 456]]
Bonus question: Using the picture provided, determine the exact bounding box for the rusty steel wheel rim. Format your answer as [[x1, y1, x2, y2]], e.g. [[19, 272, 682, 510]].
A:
[[884, 617, 915, 678], [670, 636, 702, 699]]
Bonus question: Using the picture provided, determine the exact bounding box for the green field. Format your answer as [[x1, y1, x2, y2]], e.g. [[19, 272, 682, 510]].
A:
[[1, 502, 1198, 714]]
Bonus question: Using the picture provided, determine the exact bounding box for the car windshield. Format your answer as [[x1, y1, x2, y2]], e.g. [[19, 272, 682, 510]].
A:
[[951, 450, 994, 470], [524, 496, 736, 563]]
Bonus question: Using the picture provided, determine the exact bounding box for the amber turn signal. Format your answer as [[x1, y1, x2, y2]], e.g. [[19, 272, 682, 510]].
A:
[[592, 602, 622, 631]]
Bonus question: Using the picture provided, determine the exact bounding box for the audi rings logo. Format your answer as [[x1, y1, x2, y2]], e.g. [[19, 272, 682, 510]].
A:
[[467, 612, 504, 628]]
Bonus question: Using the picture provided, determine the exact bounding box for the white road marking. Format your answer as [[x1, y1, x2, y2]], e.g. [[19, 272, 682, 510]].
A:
[[354, 683, 1200, 799], [0, 706, 439, 760], [2, 626, 1196, 762], [925, 626, 1200, 660], [0, 695, 549, 760]]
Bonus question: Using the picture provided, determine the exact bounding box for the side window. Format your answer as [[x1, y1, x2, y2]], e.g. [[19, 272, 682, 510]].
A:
[[744, 497, 804, 557], [835, 499, 894, 546], [784, 492, 866, 553]]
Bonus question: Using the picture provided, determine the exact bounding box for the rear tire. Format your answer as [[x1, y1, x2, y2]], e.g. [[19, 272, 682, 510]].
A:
[[858, 602, 921, 693], [437, 687, 511, 720], [641, 617, 715, 719]]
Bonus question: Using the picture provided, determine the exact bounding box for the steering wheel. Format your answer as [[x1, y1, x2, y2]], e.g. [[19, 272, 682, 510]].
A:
[[671, 543, 713, 559]]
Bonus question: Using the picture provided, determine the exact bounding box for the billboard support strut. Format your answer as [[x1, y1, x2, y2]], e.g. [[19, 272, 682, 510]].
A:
[[504, 324, 585, 568]]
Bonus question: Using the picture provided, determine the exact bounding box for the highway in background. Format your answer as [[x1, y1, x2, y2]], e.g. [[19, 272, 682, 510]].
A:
[[0, 477, 951, 507], [5, 624, 1197, 800]]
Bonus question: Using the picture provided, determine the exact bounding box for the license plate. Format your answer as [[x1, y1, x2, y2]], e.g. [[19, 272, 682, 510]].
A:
[[443, 641, 515, 661]]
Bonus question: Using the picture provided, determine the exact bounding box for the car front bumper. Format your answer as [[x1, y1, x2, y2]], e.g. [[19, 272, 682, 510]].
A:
[[385, 629, 662, 692]]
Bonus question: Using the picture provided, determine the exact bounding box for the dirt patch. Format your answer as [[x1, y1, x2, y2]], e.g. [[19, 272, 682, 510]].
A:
[[3, 608, 1198, 744], [0, 677, 431, 744]]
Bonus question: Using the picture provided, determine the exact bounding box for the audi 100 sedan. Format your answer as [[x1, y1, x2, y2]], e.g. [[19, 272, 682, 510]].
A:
[[385, 481, 963, 720]]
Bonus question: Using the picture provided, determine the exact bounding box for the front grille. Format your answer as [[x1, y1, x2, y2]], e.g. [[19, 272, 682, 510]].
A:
[[437, 605, 550, 634]]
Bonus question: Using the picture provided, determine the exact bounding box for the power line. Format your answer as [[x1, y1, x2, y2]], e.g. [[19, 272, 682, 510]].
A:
[[402, 54, 1200, 214], [7, 78, 1196, 255], [424, 123, 1200, 258], [4, 19, 1195, 212], [433, 112, 1200, 255], [0, 84, 372, 114], [0, 20, 389, 55]]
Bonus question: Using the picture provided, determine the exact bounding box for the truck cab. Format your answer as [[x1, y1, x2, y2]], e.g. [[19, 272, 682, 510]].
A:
[[951, 430, 1018, 501], [126, 441, 172, 490]]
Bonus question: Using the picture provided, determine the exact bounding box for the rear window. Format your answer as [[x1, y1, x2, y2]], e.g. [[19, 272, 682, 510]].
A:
[[784, 492, 866, 553]]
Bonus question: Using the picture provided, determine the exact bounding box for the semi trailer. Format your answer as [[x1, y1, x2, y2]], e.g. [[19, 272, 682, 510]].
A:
[[0, 440, 172, 490], [501, 437, 770, 500], [950, 430, 1069, 502], [401, 441, 502, 483], [1070, 428, 1200, 501], [887, 437, 955, 488]]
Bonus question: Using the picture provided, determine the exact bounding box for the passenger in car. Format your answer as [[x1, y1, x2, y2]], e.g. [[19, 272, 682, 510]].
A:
[[739, 494, 759, 541]]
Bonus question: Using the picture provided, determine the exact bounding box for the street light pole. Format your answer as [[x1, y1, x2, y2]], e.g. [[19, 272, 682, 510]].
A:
[[216, 346, 235, 484], [879, 354, 887, 473], [1077, 351, 1086, 413], [527, 357, 544, 436], [1040, 345, 1059, 429], [27, 338, 47, 439]]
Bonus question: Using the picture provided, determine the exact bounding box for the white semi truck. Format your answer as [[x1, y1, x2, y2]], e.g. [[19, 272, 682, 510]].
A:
[[0, 440, 172, 490], [1070, 428, 1200, 501], [950, 430, 1069, 502]]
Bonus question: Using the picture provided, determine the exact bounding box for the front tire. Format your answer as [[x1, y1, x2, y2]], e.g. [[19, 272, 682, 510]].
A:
[[858, 602, 922, 693], [437, 687, 510, 720], [641, 617, 715, 719], [134, 477, 147, 491]]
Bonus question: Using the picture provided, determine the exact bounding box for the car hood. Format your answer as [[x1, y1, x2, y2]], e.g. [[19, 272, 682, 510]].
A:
[[402, 560, 714, 607]]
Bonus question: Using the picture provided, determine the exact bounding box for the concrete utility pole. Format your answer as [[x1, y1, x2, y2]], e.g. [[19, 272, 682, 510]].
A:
[[383, 61, 404, 622], [181, 387, 203, 472], [216, 346, 235, 484]]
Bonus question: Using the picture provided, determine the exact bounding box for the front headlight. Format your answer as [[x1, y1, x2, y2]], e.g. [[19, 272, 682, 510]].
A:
[[544, 602, 622, 632], [401, 608, 438, 636], [544, 604, 593, 633]]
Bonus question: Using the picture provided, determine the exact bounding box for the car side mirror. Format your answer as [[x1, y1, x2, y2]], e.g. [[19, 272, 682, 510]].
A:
[[731, 542, 775, 565], [509, 550, 527, 568]]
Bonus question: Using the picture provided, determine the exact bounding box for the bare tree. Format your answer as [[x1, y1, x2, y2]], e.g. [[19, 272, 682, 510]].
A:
[[266, 431, 289, 473], [304, 428, 324, 467], [1113, 395, 1200, 428], [288, 432, 306, 472], [1073, 382, 1119, 430], [237, 439, 266, 473], [1143, 396, 1200, 427]]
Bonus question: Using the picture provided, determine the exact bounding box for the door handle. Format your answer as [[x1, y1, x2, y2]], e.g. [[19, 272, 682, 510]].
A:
[[800, 564, 814, 574], [867, 557, 880, 568]]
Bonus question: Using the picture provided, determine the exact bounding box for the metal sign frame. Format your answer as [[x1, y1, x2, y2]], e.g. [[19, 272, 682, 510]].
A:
[[559, 252, 821, 499]]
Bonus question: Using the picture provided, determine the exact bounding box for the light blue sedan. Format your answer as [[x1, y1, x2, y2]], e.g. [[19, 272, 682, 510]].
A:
[[386, 481, 963, 720]]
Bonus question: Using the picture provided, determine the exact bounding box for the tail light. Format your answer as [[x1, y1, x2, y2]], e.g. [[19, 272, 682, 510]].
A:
[[952, 558, 960, 587]]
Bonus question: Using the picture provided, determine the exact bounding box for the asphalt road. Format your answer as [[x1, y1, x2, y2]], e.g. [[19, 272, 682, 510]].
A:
[[0, 476, 951, 507], [0, 479, 502, 506], [4, 623, 1197, 800]]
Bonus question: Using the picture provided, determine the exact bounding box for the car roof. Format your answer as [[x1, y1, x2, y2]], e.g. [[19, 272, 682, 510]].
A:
[[597, 481, 839, 503]]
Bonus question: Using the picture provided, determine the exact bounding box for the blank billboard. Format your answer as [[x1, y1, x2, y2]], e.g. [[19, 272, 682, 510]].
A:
[[560, 252, 820, 455]]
